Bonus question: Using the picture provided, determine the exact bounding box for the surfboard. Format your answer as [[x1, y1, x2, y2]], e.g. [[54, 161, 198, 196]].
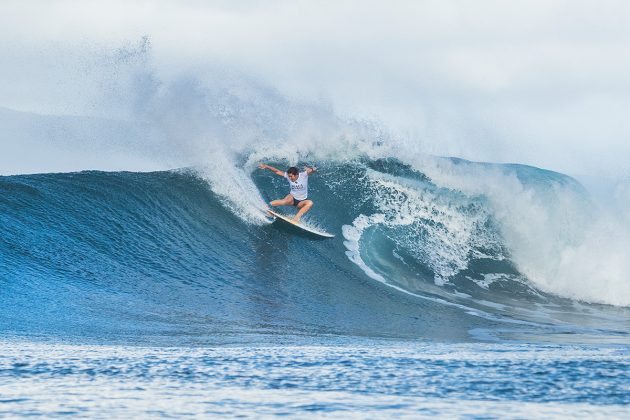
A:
[[267, 209, 335, 238]]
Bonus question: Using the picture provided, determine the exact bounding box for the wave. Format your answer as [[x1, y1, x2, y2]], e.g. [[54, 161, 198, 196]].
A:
[[2, 161, 630, 344]]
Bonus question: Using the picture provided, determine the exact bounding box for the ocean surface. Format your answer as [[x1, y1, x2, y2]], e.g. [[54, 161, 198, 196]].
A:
[[2, 159, 630, 418]]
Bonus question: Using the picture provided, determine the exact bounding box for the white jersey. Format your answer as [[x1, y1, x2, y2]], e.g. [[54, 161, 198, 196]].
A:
[[284, 171, 309, 200]]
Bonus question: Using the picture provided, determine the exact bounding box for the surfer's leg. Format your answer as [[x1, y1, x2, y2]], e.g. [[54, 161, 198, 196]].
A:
[[270, 194, 294, 207], [293, 200, 313, 222]]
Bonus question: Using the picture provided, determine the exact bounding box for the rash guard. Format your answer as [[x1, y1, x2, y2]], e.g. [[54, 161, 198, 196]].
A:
[[284, 171, 309, 200]]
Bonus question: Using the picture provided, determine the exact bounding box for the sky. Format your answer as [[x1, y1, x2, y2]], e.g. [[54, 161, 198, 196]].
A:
[[1, 0, 630, 182]]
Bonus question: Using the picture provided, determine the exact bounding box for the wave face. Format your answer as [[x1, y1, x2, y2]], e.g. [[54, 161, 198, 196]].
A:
[[1, 161, 630, 344]]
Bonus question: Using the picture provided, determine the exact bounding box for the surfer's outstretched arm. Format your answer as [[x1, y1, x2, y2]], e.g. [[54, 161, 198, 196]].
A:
[[258, 163, 285, 177], [304, 165, 316, 175]]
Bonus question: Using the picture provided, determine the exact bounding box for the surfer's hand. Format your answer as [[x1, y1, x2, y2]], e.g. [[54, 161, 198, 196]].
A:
[[258, 163, 267, 170]]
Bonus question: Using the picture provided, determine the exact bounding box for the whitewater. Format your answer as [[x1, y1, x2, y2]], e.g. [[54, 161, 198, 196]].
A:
[[3, 1, 630, 417]]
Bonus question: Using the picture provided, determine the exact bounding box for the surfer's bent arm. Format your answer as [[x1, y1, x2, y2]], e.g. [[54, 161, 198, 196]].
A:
[[258, 163, 285, 177], [304, 165, 316, 175]]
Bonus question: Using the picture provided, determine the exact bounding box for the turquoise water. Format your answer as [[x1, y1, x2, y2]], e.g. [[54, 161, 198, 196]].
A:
[[2, 161, 630, 417]]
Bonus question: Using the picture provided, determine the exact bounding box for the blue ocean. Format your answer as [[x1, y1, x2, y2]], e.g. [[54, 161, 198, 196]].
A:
[[2, 158, 630, 417]]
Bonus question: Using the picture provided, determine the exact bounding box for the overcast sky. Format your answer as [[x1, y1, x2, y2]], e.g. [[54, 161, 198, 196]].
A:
[[2, 0, 630, 180]]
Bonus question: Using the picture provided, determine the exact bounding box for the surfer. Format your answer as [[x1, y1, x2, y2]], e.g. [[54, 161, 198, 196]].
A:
[[258, 163, 316, 222]]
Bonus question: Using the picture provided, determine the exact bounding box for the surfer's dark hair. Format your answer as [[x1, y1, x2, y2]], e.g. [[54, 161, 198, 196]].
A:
[[287, 167, 299, 176]]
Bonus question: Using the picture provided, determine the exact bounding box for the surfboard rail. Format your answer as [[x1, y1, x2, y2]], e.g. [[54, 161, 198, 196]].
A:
[[267, 209, 335, 238]]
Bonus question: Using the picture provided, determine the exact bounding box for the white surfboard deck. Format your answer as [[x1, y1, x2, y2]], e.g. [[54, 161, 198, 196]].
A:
[[267, 209, 335, 238]]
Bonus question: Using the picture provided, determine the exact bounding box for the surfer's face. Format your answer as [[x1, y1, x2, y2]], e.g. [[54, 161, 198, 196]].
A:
[[288, 173, 298, 182]]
